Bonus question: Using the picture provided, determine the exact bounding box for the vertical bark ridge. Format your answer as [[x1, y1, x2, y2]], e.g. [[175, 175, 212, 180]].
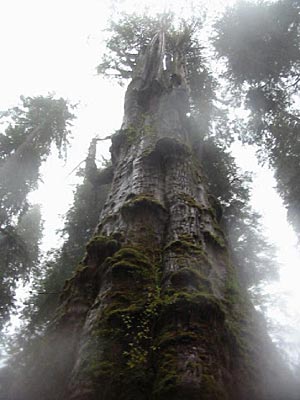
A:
[[38, 31, 295, 400]]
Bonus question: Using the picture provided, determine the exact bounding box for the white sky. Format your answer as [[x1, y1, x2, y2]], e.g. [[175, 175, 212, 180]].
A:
[[1, 0, 300, 366]]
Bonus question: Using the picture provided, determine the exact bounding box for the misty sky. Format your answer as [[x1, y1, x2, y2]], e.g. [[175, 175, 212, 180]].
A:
[[1, 0, 299, 365]]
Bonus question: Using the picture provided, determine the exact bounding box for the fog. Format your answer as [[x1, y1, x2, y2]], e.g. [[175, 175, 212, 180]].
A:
[[1, 0, 300, 396]]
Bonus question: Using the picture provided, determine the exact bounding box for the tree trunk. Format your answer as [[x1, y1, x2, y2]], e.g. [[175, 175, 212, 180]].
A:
[[32, 32, 295, 400]]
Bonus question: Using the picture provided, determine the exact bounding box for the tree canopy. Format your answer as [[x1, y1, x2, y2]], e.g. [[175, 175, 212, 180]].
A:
[[1, 140, 110, 399], [0, 95, 75, 327], [214, 0, 300, 237], [1, 3, 300, 396], [21, 141, 110, 333], [0, 95, 75, 227], [97, 11, 280, 294]]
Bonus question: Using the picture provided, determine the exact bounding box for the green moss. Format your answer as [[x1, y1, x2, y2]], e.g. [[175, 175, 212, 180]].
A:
[[105, 304, 143, 324], [153, 349, 227, 399], [207, 193, 223, 220], [203, 229, 226, 248], [108, 247, 158, 282], [111, 297, 159, 369], [74, 262, 86, 272], [155, 330, 198, 349], [74, 237, 241, 398], [200, 374, 227, 399], [159, 291, 225, 327], [87, 246, 159, 321], [79, 333, 151, 398], [121, 194, 167, 216], [83, 359, 114, 380], [110, 247, 152, 267], [89, 245, 161, 373], [59, 235, 122, 307], [111, 260, 148, 279], [124, 125, 140, 144], [178, 192, 204, 212], [224, 262, 244, 308], [169, 267, 212, 293], [141, 122, 156, 138], [164, 239, 203, 254], [163, 238, 212, 274], [86, 234, 112, 247], [86, 234, 121, 262], [178, 233, 194, 241], [123, 117, 157, 145], [101, 290, 157, 326], [153, 351, 178, 398], [222, 262, 257, 359]]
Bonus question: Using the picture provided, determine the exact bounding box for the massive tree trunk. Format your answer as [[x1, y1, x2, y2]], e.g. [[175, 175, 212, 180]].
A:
[[31, 31, 295, 400]]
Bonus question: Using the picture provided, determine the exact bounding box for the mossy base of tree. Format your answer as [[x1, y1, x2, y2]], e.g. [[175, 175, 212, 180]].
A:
[[57, 231, 269, 400]]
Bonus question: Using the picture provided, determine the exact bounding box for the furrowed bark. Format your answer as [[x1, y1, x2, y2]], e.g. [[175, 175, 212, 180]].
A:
[[30, 30, 296, 400]]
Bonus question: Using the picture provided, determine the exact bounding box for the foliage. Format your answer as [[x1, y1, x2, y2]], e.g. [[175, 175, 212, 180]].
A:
[[0, 142, 110, 399], [97, 12, 202, 79], [21, 145, 109, 333], [200, 137, 279, 291], [1, 10, 291, 397], [0, 95, 75, 227], [0, 205, 43, 328], [97, 13, 166, 82], [97, 12, 215, 122], [0, 94, 75, 327], [96, 10, 280, 293], [213, 0, 300, 237], [214, 0, 300, 85], [97, 10, 280, 300]]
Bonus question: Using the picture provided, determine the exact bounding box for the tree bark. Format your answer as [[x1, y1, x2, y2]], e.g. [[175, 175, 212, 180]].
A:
[[33, 32, 296, 400]]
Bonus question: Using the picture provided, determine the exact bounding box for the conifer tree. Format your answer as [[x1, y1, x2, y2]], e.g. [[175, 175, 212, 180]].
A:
[[214, 0, 300, 237], [16, 15, 297, 400], [0, 95, 74, 327]]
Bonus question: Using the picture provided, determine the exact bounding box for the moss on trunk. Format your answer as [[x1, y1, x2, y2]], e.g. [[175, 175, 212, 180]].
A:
[[24, 29, 297, 400]]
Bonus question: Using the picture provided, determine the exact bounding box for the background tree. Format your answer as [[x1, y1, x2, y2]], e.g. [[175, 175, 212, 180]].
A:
[[0, 94, 75, 328], [213, 0, 300, 237], [1, 6, 298, 398], [22, 139, 110, 333], [100, 12, 280, 295], [0, 139, 110, 399], [200, 138, 279, 292], [1, 124, 283, 399], [0, 205, 43, 329], [9, 13, 296, 400]]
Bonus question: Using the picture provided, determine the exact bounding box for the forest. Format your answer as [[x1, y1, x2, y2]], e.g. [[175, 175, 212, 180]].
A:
[[0, 0, 300, 399]]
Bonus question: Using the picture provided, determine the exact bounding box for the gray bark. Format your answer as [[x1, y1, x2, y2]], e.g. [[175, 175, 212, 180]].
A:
[[31, 31, 296, 400]]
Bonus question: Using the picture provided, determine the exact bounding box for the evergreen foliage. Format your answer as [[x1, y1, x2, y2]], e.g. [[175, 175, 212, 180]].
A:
[[0, 95, 75, 327], [98, 11, 279, 293], [97, 13, 203, 81], [0, 144, 109, 399], [0, 205, 43, 327], [97, 12, 214, 128], [23, 149, 110, 333], [214, 0, 300, 237], [2, 6, 298, 397], [200, 139, 278, 291], [0, 95, 75, 227]]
